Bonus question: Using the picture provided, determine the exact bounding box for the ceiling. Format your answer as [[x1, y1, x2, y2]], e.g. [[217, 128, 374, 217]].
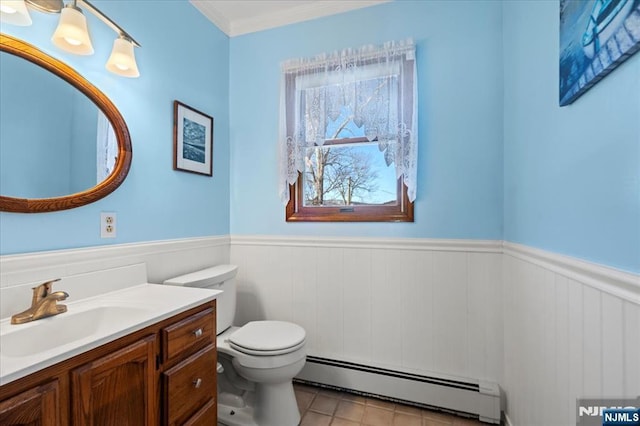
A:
[[189, 0, 390, 37]]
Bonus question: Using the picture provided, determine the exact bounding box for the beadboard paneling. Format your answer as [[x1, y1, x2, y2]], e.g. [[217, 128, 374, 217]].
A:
[[230, 236, 504, 383], [502, 251, 640, 426]]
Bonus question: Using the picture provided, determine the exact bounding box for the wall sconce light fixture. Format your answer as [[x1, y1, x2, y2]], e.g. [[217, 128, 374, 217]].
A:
[[0, 0, 141, 77], [0, 0, 32, 25]]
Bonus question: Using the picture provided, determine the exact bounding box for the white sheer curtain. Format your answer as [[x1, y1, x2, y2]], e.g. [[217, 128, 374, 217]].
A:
[[96, 110, 117, 183], [278, 39, 418, 204]]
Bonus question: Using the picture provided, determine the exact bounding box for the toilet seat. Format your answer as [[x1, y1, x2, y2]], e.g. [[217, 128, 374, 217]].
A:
[[218, 327, 307, 370], [228, 321, 306, 356]]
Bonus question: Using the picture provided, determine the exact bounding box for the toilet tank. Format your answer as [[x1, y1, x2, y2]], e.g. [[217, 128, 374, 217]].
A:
[[163, 264, 238, 335]]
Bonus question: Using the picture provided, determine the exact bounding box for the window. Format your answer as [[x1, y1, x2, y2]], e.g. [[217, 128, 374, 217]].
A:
[[279, 40, 417, 222]]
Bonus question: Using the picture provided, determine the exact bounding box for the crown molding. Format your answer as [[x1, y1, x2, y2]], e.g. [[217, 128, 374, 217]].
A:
[[190, 0, 232, 36], [190, 1, 390, 37]]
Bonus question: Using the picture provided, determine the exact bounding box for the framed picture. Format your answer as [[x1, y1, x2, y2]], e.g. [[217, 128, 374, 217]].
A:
[[559, 0, 640, 106], [173, 101, 214, 176]]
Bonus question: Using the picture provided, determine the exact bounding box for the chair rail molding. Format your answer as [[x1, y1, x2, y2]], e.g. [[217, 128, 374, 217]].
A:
[[0, 236, 230, 288], [230, 234, 503, 253], [503, 242, 640, 306]]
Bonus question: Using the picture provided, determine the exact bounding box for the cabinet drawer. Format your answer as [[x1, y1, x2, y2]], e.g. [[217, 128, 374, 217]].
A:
[[162, 307, 215, 362], [182, 398, 216, 426], [163, 344, 216, 425]]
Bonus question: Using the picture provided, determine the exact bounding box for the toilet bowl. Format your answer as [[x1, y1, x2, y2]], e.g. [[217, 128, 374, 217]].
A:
[[217, 324, 306, 425], [164, 265, 306, 426]]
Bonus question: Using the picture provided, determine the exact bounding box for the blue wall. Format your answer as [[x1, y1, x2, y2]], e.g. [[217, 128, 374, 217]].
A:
[[1, 53, 73, 198], [503, 1, 640, 273], [2, 0, 637, 273], [0, 0, 230, 255], [229, 0, 505, 239]]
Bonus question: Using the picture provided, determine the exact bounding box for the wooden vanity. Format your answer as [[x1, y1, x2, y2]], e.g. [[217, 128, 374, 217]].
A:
[[0, 300, 217, 425]]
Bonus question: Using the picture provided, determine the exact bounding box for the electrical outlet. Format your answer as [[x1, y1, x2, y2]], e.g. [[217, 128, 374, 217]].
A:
[[100, 212, 117, 238]]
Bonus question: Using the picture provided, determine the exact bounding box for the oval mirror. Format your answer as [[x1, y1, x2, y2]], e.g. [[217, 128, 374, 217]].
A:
[[0, 34, 132, 213]]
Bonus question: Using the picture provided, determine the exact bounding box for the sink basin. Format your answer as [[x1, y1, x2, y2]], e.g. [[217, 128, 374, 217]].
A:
[[2, 305, 149, 357]]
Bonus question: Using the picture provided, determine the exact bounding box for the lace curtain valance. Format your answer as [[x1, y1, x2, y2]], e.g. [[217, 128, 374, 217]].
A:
[[278, 39, 418, 204]]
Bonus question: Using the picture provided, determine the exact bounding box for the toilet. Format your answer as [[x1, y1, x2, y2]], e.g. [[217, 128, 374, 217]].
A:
[[164, 264, 306, 426]]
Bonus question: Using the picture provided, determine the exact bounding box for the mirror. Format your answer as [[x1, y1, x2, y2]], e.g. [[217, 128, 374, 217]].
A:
[[0, 34, 132, 213]]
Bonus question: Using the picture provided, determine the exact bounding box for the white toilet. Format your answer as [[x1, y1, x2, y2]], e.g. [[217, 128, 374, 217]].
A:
[[164, 264, 306, 426]]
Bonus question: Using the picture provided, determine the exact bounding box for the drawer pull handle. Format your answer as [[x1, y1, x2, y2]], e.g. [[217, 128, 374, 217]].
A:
[[193, 378, 202, 389], [193, 328, 203, 338]]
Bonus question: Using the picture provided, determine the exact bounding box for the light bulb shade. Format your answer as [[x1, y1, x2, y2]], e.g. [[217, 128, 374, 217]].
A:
[[51, 5, 93, 55], [0, 0, 32, 26], [106, 37, 139, 78]]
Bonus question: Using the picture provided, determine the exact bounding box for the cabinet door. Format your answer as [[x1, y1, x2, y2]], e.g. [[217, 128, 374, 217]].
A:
[[0, 380, 60, 426], [71, 335, 157, 426]]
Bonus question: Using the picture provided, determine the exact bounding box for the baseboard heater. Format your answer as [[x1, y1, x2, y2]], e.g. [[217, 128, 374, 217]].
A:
[[296, 356, 501, 424]]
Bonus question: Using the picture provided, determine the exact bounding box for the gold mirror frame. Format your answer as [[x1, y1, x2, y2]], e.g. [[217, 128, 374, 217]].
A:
[[0, 33, 132, 213]]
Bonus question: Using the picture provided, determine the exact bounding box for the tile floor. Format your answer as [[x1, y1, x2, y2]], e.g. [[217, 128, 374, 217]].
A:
[[294, 382, 487, 426]]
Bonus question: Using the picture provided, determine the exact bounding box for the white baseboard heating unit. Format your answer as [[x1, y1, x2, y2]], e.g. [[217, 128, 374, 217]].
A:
[[296, 356, 501, 424]]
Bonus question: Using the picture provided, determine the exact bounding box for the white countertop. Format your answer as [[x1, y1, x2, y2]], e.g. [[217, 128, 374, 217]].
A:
[[0, 283, 221, 386]]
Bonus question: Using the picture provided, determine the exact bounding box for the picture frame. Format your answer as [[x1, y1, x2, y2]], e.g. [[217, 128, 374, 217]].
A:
[[559, 0, 640, 106], [173, 100, 214, 176]]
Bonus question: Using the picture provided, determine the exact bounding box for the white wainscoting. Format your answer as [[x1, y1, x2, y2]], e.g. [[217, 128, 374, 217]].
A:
[[0, 235, 229, 292], [502, 243, 640, 426], [3, 234, 637, 425], [230, 236, 504, 385]]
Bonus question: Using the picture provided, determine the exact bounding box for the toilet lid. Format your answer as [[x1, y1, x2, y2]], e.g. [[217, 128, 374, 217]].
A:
[[228, 321, 306, 355]]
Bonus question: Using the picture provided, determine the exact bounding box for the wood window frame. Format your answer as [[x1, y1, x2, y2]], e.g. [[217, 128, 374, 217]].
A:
[[285, 137, 414, 222], [283, 51, 416, 223]]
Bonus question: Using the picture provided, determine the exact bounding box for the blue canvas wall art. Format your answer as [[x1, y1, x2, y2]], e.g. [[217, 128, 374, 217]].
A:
[[559, 0, 640, 106]]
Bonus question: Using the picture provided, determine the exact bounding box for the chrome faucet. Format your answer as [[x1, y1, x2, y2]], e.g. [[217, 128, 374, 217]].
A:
[[11, 279, 69, 324]]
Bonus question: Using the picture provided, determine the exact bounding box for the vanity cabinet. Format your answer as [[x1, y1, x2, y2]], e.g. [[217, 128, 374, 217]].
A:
[[0, 300, 216, 425]]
